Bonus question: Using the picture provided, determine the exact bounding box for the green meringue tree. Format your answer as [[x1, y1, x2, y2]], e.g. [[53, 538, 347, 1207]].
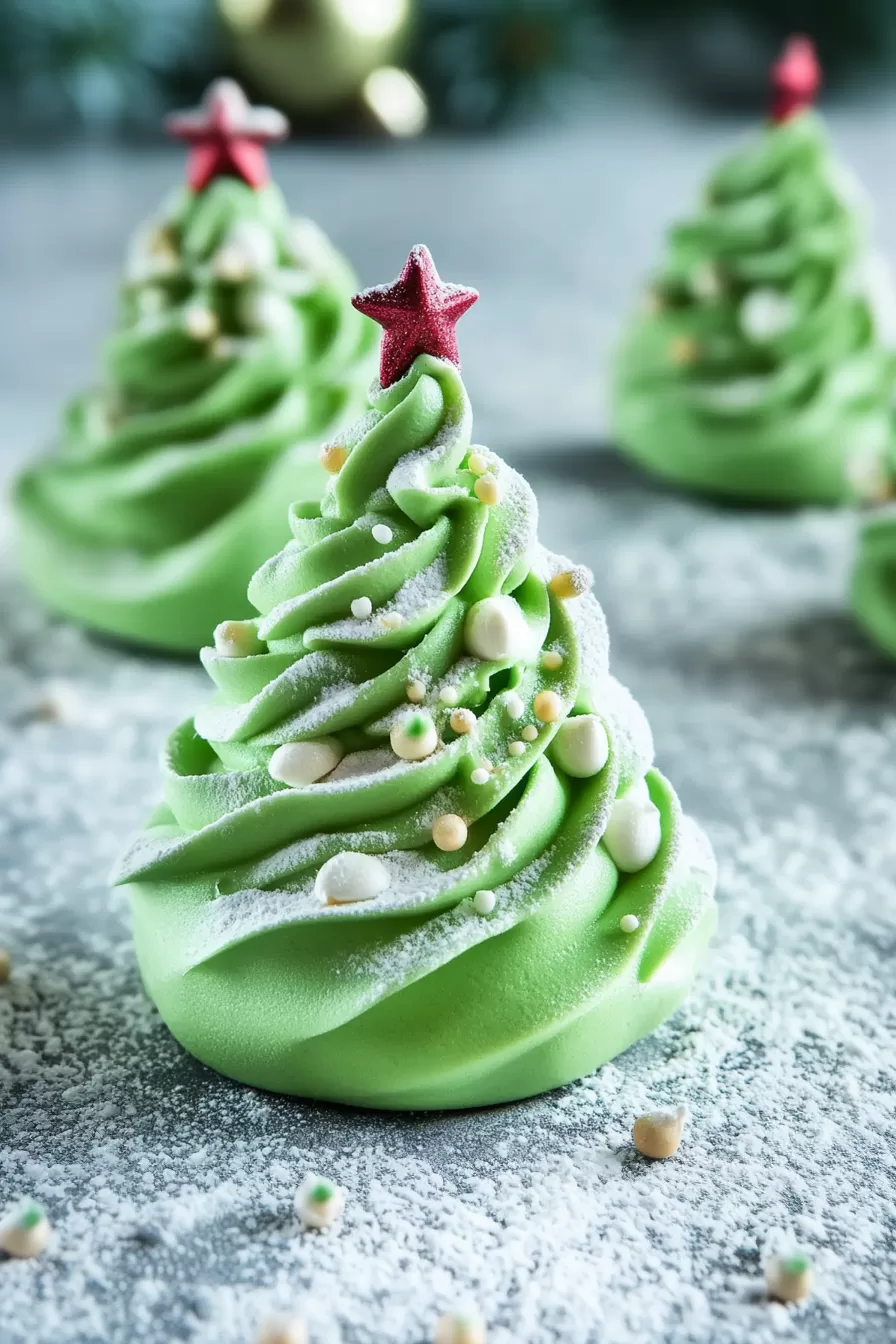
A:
[[14, 79, 375, 651], [613, 38, 896, 505], [116, 246, 717, 1111]]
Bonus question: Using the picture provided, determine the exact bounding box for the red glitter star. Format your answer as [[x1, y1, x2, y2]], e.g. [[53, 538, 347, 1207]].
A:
[[352, 245, 479, 388], [771, 36, 821, 124], [166, 78, 289, 193]]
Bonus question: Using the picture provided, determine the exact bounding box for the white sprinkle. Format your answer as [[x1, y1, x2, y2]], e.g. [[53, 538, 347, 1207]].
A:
[[473, 890, 496, 916], [406, 679, 426, 703], [372, 524, 393, 544], [351, 596, 373, 619], [439, 686, 459, 706], [314, 853, 390, 905], [464, 597, 532, 663], [503, 690, 525, 720], [380, 612, 405, 630], [294, 1173, 345, 1229], [471, 767, 490, 786], [521, 724, 538, 742], [269, 739, 343, 787], [508, 740, 526, 757], [0, 1202, 52, 1259], [619, 914, 640, 933], [255, 1317, 308, 1344]]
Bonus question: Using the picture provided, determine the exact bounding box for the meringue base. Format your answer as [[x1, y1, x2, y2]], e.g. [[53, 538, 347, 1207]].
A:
[[13, 444, 327, 653], [127, 780, 717, 1111]]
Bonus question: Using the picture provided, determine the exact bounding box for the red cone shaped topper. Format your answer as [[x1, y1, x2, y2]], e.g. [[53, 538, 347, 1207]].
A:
[[771, 36, 821, 123], [166, 78, 289, 192], [352, 245, 479, 388]]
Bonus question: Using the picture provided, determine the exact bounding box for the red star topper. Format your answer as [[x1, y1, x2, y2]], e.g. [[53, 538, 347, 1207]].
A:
[[771, 36, 821, 123], [352, 245, 479, 387], [166, 78, 289, 193]]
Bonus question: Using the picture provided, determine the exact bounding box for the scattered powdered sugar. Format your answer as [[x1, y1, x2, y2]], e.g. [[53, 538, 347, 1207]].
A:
[[2, 464, 896, 1343]]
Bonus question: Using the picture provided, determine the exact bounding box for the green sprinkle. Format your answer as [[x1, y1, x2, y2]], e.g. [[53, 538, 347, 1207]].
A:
[[310, 1182, 333, 1204], [781, 1251, 812, 1276], [19, 1203, 44, 1230]]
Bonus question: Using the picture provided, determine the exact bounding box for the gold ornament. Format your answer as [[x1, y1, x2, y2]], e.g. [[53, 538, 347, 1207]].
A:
[[219, 0, 415, 121]]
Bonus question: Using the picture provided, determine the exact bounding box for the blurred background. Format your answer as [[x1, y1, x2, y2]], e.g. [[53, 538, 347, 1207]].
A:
[[2, 0, 896, 140]]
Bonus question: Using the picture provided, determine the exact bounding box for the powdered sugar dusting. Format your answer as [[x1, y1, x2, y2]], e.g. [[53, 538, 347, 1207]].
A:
[[2, 458, 896, 1344]]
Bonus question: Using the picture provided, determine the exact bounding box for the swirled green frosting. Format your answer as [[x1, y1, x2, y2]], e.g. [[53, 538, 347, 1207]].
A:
[[115, 354, 717, 1110], [14, 178, 376, 651], [852, 464, 896, 655], [613, 110, 896, 504]]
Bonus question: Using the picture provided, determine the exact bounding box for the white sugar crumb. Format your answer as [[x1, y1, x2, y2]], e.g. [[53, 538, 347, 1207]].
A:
[[1, 458, 896, 1344]]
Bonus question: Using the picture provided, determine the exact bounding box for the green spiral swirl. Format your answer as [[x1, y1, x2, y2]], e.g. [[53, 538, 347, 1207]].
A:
[[613, 111, 896, 504], [115, 354, 717, 1110], [14, 178, 376, 651]]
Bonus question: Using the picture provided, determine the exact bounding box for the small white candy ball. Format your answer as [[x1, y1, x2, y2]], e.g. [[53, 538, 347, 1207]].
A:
[[269, 739, 343, 787], [603, 792, 662, 874], [372, 523, 393, 544], [351, 596, 373, 619], [550, 715, 609, 779], [619, 913, 640, 934], [503, 690, 525, 720], [240, 290, 294, 334], [295, 1173, 345, 1229], [464, 596, 531, 662], [213, 619, 263, 658], [508, 740, 525, 757], [739, 287, 796, 341], [315, 852, 390, 905], [434, 1310, 487, 1344], [391, 711, 438, 761], [471, 767, 490, 786], [473, 890, 496, 915], [227, 219, 278, 272], [0, 1201, 51, 1259]]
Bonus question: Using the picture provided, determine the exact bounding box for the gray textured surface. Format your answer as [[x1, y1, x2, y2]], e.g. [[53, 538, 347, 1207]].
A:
[[2, 109, 896, 1344]]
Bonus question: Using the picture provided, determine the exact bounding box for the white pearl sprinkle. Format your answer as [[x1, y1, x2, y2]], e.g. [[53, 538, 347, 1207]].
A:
[[390, 711, 438, 761], [619, 914, 640, 933], [351, 596, 373, 619], [473, 890, 496, 915], [508, 740, 525, 757], [406, 679, 426, 703], [471, 767, 490, 785], [213, 619, 263, 658], [371, 523, 393, 544], [314, 852, 390, 905], [255, 1317, 308, 1344], [521, 724, 538, 742], [464, 596, 532, 662], [550, 715, 609, 779], [434, 1311, 487, 1344], [439, 685, 459, 706], [450, 708, 476, 734], [503, 690, 525, 720], [294, 1173, 345, 1229], [380, 612, 405, 630], [603, 787, 662, 873], [269, 738, 343, 787]]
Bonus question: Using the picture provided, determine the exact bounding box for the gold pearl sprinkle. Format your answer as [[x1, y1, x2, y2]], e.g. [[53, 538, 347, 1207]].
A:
[[549, 567, 592, 600], [406, 679, 426, 703], [450, 708, 476, 734], [632, 1106, 686, 1160], [541, 650, 564, 670], [521, 724, 538, 742], [670, 335, 699, 366], [473, 473, 501, 506], [533, 690, 562, 723], [319, 443, 349, 474], [432, 814, 468, 852]]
